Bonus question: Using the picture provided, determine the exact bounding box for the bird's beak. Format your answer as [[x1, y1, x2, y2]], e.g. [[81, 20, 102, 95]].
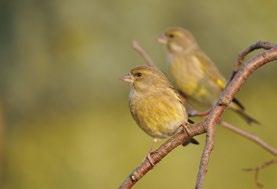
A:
[[120, 73, 134, 83], [157, 34, 167, 44]]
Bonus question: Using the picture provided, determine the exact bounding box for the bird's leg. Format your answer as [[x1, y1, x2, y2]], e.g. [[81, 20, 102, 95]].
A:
[[218, 97, 231, 107], [146, 138, 158, 167], [180, 123, 194, 146], [188, 109, 211, 117]]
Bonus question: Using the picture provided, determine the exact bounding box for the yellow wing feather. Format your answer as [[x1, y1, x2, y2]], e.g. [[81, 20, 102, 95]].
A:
[[194, 50, 226, 90]]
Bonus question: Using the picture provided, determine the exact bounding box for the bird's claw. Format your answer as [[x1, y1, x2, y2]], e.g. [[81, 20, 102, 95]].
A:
[[218, 98, 230, 107], [146, 151, 155, 167]]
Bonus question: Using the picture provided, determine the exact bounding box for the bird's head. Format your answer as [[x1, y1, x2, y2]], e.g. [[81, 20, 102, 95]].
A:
[[158, 27, 197, 54], [121, 65, 170, 93]]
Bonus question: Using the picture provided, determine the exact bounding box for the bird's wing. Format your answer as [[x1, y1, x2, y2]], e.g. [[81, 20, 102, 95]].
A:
[[194, 50, 226, 90], [169, 85, 187, 106], [194, 51, 248, 111]]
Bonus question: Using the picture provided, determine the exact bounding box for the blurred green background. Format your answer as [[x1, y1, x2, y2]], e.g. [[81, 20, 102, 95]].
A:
[[0, 0, 276, 188]]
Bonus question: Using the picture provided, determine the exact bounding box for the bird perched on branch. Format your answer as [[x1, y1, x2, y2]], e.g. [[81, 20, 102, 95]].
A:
[[121, 65, 199, 145], [158, 27, 259, 124]]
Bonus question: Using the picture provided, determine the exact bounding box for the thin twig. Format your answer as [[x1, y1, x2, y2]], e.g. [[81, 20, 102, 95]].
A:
[[195, 122, 215, 189], [188, 109, 277, 156], [237, 41, 276, 69], [221, 120, 277, 188], [230, 41, 276, 81], [189, 110, 277, 156], [243, 158, 277, 188], [221, 121, 277, 156], [119, 42, 277, 189], [132, 40, 157, 68]]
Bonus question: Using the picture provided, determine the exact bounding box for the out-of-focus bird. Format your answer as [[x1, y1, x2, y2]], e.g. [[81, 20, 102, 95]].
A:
[[121, 65, 199, 144], [158, 27, 259, 124]]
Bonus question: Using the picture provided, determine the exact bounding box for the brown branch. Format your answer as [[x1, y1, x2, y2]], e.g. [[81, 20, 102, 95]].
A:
[[195, 119, 217, 189], [243, 158, 277, 188], [236, 41, 276, 69], [230, 41, 277, 81], [119, 123, 206, 189], [132, 40, 157, 68], [119, 42, 277, 189], [195, 45, 277, 189], [221, 121, 277, 156]]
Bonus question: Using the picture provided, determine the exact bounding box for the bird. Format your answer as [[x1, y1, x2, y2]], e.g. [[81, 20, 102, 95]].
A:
[[121, 65, 199, 146], [158, 27, 259, 124]]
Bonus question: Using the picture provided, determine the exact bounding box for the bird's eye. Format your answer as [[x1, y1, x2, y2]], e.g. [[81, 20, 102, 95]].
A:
[[168, 34, 174, 38], [134, 72, 142, 77]]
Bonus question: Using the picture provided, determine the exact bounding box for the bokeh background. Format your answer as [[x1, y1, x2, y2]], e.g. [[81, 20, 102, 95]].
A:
[[0, 0, 276, 188]]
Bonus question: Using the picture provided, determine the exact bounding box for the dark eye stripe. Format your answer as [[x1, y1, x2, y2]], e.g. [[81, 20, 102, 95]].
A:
[[135, 72, 142, 77]]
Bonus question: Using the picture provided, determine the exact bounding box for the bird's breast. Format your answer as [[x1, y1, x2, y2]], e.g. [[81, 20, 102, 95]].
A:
[[129, 90, 186, 138]]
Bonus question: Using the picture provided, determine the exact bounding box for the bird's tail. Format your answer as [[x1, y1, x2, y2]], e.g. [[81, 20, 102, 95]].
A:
[[182, 138, 199, 146], [230, 98, 260, 125], [190, 138, 200, 145]]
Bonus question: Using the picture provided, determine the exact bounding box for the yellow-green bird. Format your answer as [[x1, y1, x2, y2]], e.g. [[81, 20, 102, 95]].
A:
[[158, 27, 259, 124], [121, 65, 199, 144]]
